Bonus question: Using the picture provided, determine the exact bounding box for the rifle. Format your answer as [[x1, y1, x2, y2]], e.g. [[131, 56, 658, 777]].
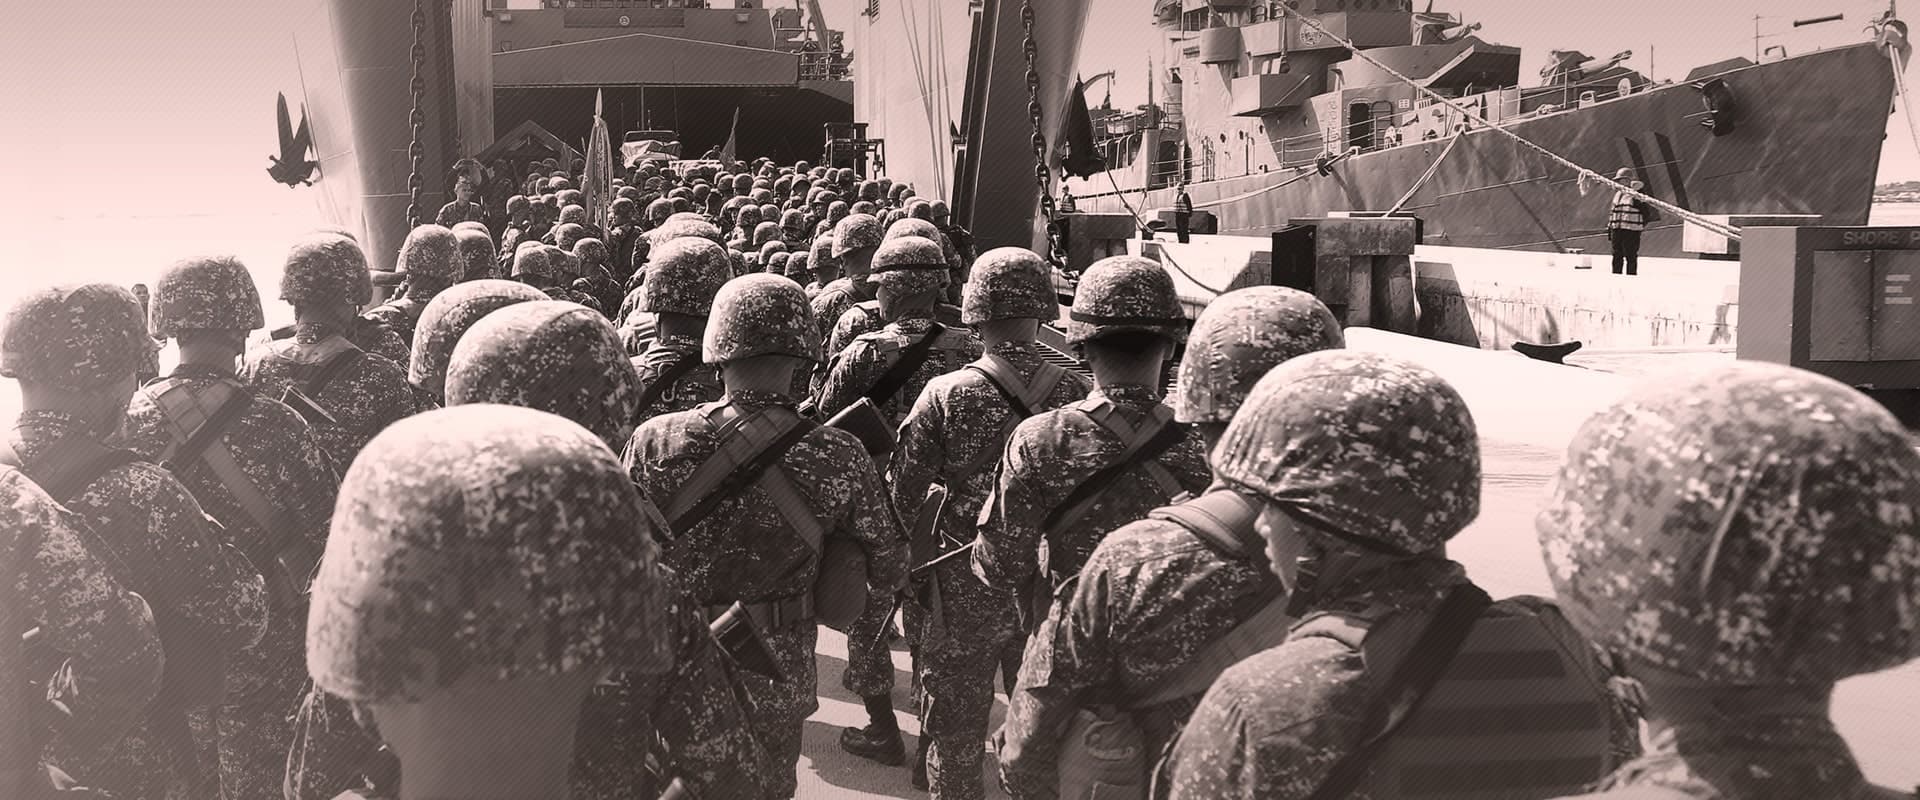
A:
[[708, 602, 783, 682], [797, 397, 896, 457]]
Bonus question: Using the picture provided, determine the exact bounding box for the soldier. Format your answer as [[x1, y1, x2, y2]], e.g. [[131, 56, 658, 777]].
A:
[[571, 238, 625, 318], [825, 222, 929, 356], [499, 195, 533, 262], [3, 465, 165, 797], [931, 201, 976, 271], [970, 255, 1209, 631], [734, 206, 764, 246], [539, 244, 605, 315], [244, 235, 421, 472], [995, 287, 1342, 799], [624, 274, 910, 799], [364, 225, 461, 352], [433, 174, 485, 228], [441, 299, 775, 797], [1160, 351, 1631, 799], [607, 197, 645, 284], [813, 236, 982, 767], [257, 235, 411, 367], [119, 256, 347, 799], [453, 226, 499, 282], [308, 406, 675, 800], [784, 251, 810, 283], [890, 247, 1092, 797], [1539, 362, 1920, 800], [3, 283, 269, 799], [406, 279, 548, 405], [810, 213, 884, 376], [628, 238, 730, 422], [767, 252, 791, 278], [806, 235, 840, 297]]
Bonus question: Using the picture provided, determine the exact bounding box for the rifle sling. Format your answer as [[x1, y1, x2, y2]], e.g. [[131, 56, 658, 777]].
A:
[[1040, 416, 1188, 537], [861, 323, 946, 407], [666, 411, 818, 538], [633, 357, 702, 414]]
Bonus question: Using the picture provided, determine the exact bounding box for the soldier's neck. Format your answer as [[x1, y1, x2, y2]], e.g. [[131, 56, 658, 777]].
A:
[[654, 312, 706, 341], [18, 383, 126, 441], [372, 671, 596, 800], [294, 303, 358, 333], [721, 356, 802, 396], [175, 340, 241, 374], [977, 319, 1039, 348]]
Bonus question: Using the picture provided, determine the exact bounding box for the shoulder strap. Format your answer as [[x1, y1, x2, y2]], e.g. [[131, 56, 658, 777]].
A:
[[1303, 583, 1495, 800], [633, 357, 703, 415], [966, 353, 1066, 420], [1041, 407, 1188, 537], [146, 384, 304, 560], [1146, 491, 1264, 559], [1, 437, 143, 506], [1134, 582, 1291, 709], [862, 323, 947, 406], [664, 407, 819, 538], [304, 349, 365, 398]]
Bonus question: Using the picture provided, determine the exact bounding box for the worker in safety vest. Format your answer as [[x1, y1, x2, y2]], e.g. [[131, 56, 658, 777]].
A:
[[120, 256, 347, 799], [1540, 362, 1920, 800], [891, 247, 1092, 797], [1160, 351, 1636, 799], [969, 256, 1210, 631], [1606, 167, 1650, 275], [244, 234, 422, 471], [996, 287, 1342, 800], [1172, 183, 1193, 244], [4, 283, 269, 799], [364, 224, 462, 350], [307, 405, 675, 800], [814, 235, 982, 769], [442, 300, 777, 798], [622, 274, 908, 799], [628, 238, 731, 422], [2, 466, 164, 799]]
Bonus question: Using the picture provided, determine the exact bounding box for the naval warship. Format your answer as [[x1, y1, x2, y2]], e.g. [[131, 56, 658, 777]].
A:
[[1069, 0, 1913, 257]]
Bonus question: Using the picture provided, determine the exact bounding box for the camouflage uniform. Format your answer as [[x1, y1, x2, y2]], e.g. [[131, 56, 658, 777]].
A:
[[969, 257, 1209, 617], [816, 238, 981, 426], [363, 224, 461, 349], [1159, 351, 1489, 800], [243, 236, 421, 472], [998, 287, 1344, 799], [2, 284, 270, 800], [623, 275, 909, 798], [259, 235, 412, 366], [628, 239, 731, 422], [1540, 362, 1920, 800], [891, 249, 1090, 799], [406, 279, 549, 404], [119, 257, 350, 800], [3, 466, 164, 791], [572, 239, 626, 318], [308, 405, 675, 798], [811, 214, 884, 352], [443, 301, 774, 800]]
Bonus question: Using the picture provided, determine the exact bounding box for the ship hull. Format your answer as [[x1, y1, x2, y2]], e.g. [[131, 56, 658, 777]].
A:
[[1085, 42, 1893, 256]]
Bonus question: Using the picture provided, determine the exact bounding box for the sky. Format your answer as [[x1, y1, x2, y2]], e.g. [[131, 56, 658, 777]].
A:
[[3, 0, 1916, 225]]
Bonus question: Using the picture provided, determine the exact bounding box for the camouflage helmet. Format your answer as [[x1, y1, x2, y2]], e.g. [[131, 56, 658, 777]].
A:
[[553, 223, 587, 253], [858, 180, 881, 202], [832, 214, 884, 259], [750, 188, 775, 206], [1214, 350, 1480, 557], [1065, 256, 1185, 345], [306, 404, 671, 705], [558, 205, 588, 226], [546, 176, 573, 192], [556, 189, 585, 208], [809, 235, 839, 269], [544, 245, 581, 280], [647, 218, 725, 248], [884, 217, 941, 243], [851, 201, 880, 217], [732, 173, 754, 195], [963, 247, 1057, 325], [905, 200, 934, 221], [1538, 362, 1920, 685], [640, 238, 731, 317], [703, 274, 819, 364], [510, 241, 554, 280], [767, 252, 792, 277], [871, 237, 951, 296], [752, 222, 781, 247], [446, 302, 640, 452], [929, 200, 952, 221], [149, 256, 266, 338], [758, 240, 788, 262], [609, 197, 637, 219], [2, 283, 156, 391], [394, 225, 462, 284], [737, 206, 764, 229], [282, 233, 374, 306], [454, 228, 499, 281], [758, 203, 781, 223], [1173, 287, 1344, 424], [573, 238, 610, 267], [672, 197, 693, 214], [780, 209, 806, 231], [644, 198, 674, 224], [407, 279, 548, 399]]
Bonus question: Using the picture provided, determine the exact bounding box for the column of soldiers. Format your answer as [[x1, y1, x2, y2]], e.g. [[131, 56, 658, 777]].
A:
[[3, 151, 1917, 800]]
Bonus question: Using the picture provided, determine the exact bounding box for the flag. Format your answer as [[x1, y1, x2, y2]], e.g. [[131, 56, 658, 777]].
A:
[[585, 89, 613, 234], [720, 106, 741, 163]]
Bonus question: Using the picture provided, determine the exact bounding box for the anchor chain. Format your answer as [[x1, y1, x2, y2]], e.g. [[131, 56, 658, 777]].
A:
[[404, 0, 428, 229], [1020, 0, 1066, 268]]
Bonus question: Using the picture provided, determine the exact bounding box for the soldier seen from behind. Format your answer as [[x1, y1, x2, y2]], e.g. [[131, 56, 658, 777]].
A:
[[970, 255, 1210, 633], [405, 279, 548, 406], [1540, 362, 1920, 800], [121, 257, 347, 799], [623, 274, 909, 799], [1161, 351, 1638, 799], [628, 237, 731, 422], [3, 283, 269, 799], [243, 234, 421, 471], [307, 406, 675, 800], [364, 224, 463, 350]]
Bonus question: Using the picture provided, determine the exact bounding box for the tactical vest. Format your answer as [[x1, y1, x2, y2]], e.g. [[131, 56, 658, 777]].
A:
[[1291, 592, 1626, 800], [1055, 491, 1292, 800]]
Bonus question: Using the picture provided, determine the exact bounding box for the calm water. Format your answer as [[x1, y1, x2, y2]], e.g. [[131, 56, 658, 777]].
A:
[[3, 203, 1916, 788]]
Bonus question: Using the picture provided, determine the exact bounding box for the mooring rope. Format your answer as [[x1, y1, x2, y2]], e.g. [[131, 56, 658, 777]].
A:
[[1387, 130, 1463, 215]]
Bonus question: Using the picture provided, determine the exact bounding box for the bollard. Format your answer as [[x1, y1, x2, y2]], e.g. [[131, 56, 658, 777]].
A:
[[1275, 217, 1419, 334]]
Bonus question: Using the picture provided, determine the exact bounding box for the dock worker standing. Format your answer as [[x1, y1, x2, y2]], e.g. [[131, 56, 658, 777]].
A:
[[1173, 182, 1194, 244], [1607, 167, 1650, 276]]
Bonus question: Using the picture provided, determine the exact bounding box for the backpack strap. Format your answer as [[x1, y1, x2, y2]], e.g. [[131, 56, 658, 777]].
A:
[[1040, 404, 1188, 540], [632, 356, 703, 416], [1301, 582, 1495, 800], [303, 348, 365, 398], [1146, 490, 1264, 559], [0, 437, 143, 507], [956, 354, 1069, 478], [663, 406, 819, 541], [861, 323, 947, 407]]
